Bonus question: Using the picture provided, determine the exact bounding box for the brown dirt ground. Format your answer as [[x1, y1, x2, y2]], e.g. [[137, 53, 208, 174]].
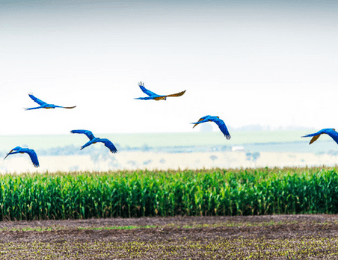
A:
[[1, 214, 338, 259]]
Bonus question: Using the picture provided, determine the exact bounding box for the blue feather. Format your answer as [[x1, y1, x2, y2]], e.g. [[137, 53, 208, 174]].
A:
[[71, 130, 118, 153], [136, 82, 185, 101], [26, 94, 76, 110], [302, 128, 338, 145], [192, 115, 231, 139], [4, 146, 39, 167]]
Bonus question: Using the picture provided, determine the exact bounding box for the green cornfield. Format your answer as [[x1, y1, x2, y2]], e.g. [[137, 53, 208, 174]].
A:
[[1, 167, 338, 221]]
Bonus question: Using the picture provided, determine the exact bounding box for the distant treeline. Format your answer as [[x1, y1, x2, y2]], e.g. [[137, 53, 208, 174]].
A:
[[0, 144, 231, 157], [0, 142, 337, 157]]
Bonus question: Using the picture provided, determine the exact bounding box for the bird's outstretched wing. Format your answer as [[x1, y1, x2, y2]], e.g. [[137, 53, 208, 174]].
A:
[[192, 117, 208, 128], [80, 140, 94, 150], [303, 129, 338, 145], [28, 94, 48, 106], [25, 107, 43, 111], [153, 96, 167, 101], [138, 82, 158, 97], [134, 97, 155, 100], [71, 130, 95, 140], [309, 135, 321, 144], [165, 90, 186, 98], [60, 106, 76, 109], [302, 131, 322, 145], [100, 139, 118, 153], [214, 119, 231, 140], [26, 149, 40, 167], [326, 129, 338, 144], [4, 150, 14, 160], [4, 147, 20, 160]]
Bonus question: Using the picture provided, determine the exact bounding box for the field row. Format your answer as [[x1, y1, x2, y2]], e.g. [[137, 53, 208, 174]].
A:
[[0, 167, 337, 220], [0, 214, 338, 259]]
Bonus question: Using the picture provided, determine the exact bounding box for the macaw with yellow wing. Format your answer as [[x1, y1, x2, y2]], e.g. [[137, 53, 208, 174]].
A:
[[302, 128, 338, 144], [71, 130, 118, 153], [192, 115, 231, 140], [25, 94, 76, 110], [135, 82, 186, 101], [4, 146, 39, 167]]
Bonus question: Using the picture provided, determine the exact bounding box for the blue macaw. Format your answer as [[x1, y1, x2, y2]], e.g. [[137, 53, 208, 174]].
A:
[[135, 82, 186, 101], [302, 128, 338, 144], [25, 94, 76, 110], [71, 130, 118, 153], [4, 146, 39, 167], [192, 115, 231, 140]]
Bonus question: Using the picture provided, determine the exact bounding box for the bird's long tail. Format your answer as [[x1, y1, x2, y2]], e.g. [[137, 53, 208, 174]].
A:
[[3, 153, 11, 160], [302, 133, 318, 138], [191, 122, 200, 128], [134, 97, 153, 100], [24, 106, 42, 110], [191, 120, 207, 128], [81, 141, 93, 150], [4, 150, 16, 160]]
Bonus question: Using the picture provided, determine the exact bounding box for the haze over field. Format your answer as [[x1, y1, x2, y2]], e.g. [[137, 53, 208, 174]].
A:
[[0, 130, 338, 173], [0, 130, 318, 150], [0, 0, 337, 136]]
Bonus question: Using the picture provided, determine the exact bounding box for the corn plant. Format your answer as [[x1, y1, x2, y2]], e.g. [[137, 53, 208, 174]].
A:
[[0, 167, 337, 220]]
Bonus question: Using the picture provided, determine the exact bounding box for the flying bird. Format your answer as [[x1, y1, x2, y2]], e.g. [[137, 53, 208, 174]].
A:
[[302, 128, 338, 145], [25, 94, 76, 110], [4, 146, 39, 167], [71, 130, 118, 153], [135, 81, 186, 101], [192, 115, 231, 140]]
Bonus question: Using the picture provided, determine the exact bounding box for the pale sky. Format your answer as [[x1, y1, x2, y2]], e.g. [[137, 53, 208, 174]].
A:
[[0, 0, 337, 135]]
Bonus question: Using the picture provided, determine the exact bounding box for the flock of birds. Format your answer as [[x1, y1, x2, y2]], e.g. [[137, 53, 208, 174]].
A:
[[4, 82, 338, 168]]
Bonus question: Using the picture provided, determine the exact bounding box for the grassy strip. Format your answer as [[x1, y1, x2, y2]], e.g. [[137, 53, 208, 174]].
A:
[[0, 167, 338, 220]]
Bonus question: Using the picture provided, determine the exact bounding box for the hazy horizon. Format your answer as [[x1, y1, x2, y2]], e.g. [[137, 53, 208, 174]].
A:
[[0, 129, 331, 151]]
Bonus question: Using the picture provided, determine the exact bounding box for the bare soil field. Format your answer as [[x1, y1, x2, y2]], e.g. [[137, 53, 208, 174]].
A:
[[0, 214, 338, 259]]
